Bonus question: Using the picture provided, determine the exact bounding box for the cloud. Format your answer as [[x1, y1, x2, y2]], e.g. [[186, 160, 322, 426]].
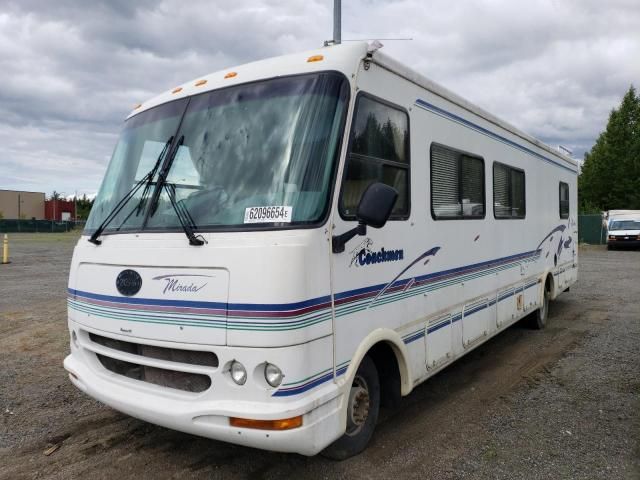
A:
[[0, 0, 638, 196]]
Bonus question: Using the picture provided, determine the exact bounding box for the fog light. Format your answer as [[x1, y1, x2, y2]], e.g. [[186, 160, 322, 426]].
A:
[[230, 361, 247, 385], [264, 363, 283, 388]]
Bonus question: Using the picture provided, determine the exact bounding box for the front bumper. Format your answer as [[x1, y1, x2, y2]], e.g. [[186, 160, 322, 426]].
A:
[[608, 239, 640, 248], [64, 323, 345, 455]]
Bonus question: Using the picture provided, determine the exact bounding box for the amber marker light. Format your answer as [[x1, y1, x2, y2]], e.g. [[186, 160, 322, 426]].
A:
[[172, 87, 183, 94], [195, 79, 207, 87], [224, 71, 237, 79], [133, 103, 142, 109], [229, 415, 303, 431], [307, 54, 324, 62]]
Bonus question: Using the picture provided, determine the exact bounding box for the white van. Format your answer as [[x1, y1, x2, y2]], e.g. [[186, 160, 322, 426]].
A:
[[64, 42, 578, 459], [607, 214, 640, 249]]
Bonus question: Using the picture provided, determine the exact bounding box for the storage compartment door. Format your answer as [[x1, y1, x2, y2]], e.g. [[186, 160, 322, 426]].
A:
[[426, 314, 452, 370], [462, 298, 490, 348]]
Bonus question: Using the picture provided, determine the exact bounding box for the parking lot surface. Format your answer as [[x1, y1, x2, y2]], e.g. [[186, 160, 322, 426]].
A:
[[0, 233, 638, 479]]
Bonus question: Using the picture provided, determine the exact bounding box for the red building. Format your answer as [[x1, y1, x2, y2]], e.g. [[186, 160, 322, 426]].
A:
[[45, 199, 76, 221]]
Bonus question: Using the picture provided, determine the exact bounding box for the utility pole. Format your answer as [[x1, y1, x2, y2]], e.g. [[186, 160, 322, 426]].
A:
[[333, 0, 341, 44]]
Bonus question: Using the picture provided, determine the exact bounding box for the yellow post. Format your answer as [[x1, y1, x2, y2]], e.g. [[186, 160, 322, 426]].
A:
[[2, 234, 9, 264]]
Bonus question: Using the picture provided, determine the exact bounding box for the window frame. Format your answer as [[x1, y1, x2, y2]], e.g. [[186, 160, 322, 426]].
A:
[[492, 161, 526, 220], [559, 181, 570, 219], [429, 142, 486, 221], [338, 91, 411, 221]]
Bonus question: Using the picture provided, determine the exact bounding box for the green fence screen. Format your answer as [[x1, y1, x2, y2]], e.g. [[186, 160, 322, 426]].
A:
[[578, 214, 606, 245], [0, 219, 78, 233]]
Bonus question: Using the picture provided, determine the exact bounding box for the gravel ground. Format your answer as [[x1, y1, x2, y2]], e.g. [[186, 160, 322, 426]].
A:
[[0, 234, 638, 479]]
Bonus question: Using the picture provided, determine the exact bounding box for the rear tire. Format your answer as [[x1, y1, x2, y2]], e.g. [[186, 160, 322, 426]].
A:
[[321, 356, 380, 460], [530, 280, 550, 329]]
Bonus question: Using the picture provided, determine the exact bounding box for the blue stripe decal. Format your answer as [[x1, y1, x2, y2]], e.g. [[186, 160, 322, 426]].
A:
[[68, 250, 540, 315], [415, 99, 578, 174], [403, 330, 426, 344], [272, 364, 349, 397], [427, 320, 450, 334]]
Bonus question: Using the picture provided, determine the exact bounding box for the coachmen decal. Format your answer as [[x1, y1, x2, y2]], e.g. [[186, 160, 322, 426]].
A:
[[152, 274, 212, 295], [349, 238, 404, 267], [116, 269, 142, 296]]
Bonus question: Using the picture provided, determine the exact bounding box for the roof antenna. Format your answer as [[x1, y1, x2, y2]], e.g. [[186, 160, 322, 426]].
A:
[[325, 0, 341, 46], [334, 0, 341, 44]]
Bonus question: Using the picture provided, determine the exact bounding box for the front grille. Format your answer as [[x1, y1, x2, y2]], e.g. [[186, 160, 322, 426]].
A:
[[95, 354, 211, 392], [87, 332, 217, 393], [89, 333, 218, 367]]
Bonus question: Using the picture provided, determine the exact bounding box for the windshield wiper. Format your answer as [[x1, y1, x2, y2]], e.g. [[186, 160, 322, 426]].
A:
[[111, 137, 174, 232], [164, 182, 206, 246], [88, 136, 173, 245], [145, 136, 205, 246]]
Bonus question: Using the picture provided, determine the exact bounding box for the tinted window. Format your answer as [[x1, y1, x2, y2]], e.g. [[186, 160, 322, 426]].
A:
[[493, 163, 526, 219], [559, 182, 569, 219], [431, 144, 485, 219], [340, 94, 409, 218]]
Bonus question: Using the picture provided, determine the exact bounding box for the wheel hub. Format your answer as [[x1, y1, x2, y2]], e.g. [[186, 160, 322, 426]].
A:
[[346, 377, 370, 434]]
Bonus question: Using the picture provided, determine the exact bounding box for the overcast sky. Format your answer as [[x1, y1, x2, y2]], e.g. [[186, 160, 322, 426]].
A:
[[1, 0, 638, 197]]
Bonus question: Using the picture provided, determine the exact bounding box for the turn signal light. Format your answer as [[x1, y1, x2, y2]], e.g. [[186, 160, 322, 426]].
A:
[[229, 415, 303, 430], [307, 55, 324, 63]]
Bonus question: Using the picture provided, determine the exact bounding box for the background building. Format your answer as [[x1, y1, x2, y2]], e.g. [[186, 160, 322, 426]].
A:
[[45, 199, 76, 221], [0, 189, 45, 219]]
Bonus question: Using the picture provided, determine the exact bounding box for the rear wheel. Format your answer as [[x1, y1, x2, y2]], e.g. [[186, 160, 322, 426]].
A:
[[529, 280, 550, 329], [321, 356, 380, 460]]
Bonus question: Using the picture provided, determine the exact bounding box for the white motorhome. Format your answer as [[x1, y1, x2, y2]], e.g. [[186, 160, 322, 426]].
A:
[[64, 42, 578, 459]]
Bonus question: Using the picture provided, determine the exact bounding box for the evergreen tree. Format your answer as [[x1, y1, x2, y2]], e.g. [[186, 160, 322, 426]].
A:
[[579, 86, 640, 211]]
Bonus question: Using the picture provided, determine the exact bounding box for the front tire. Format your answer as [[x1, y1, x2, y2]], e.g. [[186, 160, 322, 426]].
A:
[[321, 356, 380, 460], [530, 280, 550, 329]]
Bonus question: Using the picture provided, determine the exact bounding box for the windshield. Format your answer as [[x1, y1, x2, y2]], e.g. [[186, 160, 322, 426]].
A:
[[610, 220, 640, 231], [85, 72, 349, 234]]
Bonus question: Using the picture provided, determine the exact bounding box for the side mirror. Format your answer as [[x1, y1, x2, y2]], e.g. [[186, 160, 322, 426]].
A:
[[356, 182, 398, 228], [332, 182, 398, 253]]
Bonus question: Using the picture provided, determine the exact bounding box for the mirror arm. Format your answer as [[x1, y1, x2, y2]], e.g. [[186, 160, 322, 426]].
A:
[[332, 222, 367, 254]]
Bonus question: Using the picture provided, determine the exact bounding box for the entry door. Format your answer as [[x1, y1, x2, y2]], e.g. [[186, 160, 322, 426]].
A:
[[330, 90, 415, 367]]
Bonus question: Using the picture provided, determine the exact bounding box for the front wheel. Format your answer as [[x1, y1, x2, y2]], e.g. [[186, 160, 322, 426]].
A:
[[529, 281, 550, 329], [321, 356, 380, 460]]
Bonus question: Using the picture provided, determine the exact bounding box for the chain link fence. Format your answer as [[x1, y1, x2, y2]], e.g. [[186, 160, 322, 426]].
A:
[[0, 219, 79, 233]]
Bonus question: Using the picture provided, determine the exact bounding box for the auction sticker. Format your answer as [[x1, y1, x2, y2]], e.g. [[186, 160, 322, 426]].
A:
[[244, 206, 293, 224]]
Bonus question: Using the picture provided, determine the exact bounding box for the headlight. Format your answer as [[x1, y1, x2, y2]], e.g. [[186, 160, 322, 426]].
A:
[[264, 363, 283, 387], [230, 361, 247, 385]]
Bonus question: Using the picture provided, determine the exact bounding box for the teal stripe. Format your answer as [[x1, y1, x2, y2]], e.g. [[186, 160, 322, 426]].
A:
[[69, 253, 537, 331]]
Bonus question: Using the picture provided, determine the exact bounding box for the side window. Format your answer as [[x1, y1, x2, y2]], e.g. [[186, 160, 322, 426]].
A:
[[339, 94, 409, 219], [493, 162, 526, 219], [559, 182, 569, 219], [431, 144, 485, 219]]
